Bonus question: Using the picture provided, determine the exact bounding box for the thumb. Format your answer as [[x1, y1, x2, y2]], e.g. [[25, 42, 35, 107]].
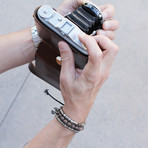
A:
[[58, 41, 75, 81]]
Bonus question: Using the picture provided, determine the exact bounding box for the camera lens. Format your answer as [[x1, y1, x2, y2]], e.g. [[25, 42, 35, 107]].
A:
[[66, 3, 103, 34]]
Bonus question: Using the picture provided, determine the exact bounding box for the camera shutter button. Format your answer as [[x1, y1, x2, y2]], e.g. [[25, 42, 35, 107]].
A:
[[38, 5, 53, 19]]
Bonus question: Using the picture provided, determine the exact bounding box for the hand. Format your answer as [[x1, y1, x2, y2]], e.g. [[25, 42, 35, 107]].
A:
[[58, 34, 119, 123], [57, 0, 88, 16], [57, 0, 119, 40]]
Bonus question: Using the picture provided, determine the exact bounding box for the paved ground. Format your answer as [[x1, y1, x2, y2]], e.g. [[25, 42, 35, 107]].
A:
[[0, 0, 148, 148]]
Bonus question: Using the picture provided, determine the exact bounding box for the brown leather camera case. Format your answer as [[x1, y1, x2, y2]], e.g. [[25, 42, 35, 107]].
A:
[[29, 7, 88, 90]]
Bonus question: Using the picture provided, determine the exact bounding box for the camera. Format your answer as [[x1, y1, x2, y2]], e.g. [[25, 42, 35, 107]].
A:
[[29, 3, 103, 90]]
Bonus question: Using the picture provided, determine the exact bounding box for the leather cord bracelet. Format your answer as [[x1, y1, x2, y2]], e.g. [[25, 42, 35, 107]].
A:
[[52, 106, 86, 133]]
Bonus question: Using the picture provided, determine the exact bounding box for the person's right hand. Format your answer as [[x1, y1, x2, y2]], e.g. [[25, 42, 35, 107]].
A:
[[58, 34, 119, 123]]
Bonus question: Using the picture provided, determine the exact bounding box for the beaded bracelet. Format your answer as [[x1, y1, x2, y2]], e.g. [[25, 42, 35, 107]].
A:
[[51, 106, 86, 133]]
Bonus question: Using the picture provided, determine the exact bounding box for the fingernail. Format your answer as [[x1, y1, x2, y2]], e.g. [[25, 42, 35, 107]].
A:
[[59, 47, 67, 52], [104, 22, 110, 29], [58, 46, 64, 51]]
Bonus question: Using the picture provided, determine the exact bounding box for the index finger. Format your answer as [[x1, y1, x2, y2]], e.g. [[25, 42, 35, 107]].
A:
[[78, 34, 102, 83]]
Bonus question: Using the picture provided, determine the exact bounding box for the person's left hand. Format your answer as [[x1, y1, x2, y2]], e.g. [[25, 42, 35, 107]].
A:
[[58, 34, 119, 123], [57, 0, 119, 40]]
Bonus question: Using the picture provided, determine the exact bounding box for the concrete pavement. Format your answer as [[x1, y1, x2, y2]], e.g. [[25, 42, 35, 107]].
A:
[[0, 0, 148, 147]]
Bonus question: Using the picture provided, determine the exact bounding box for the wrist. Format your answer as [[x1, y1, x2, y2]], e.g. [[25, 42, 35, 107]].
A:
[[52, 117, 75, 136], [52, 106, 86, 133], [63, 105, 89, 124], [62, 96, 95, 123], [18, 28, 36, 62]]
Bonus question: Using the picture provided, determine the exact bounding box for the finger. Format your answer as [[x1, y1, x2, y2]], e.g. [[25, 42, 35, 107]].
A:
[[58, 41, 75, 82], [79, 34, 102, 68], [99, 4, 115, 19], [94, 35, 119, 69], [96, 30, 115, 40], [76, 0, 90, 7], [57, 0, 90, 15], [103, 20, 119, 31], [79, 34, 102, 83]]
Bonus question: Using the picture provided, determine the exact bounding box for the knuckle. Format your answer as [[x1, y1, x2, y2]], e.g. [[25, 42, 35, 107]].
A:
[[114, 44, 119, 53], [109, 32, 116, 40], [60, 74, 69, 87], [103, 72, 110, 81], [88, 35, 95, 42], [109, 42, 119, 54], [115, 20, 120, 29], [83, 35, 94, 47], [62, 56, 71, 63], [83, 71, 98, 85], [91, 51, 102, 63], [97, 34, 107, 44], [60, 51, 72, 63], [116, 20, 120, 26], [60, 74, 66, 83], [95, 51, 103, 59]]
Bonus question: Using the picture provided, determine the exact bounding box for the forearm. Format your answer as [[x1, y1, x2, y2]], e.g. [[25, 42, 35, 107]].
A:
[[25, 118, 75, 148], [0, 28, 35, 74]]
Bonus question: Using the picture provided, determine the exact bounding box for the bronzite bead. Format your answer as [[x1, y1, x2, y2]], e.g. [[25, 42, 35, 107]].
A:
[[52, 107, 85, 133], [71, 124, 75, 129], [59, 114, 61, 118], [58, 114, 62, 117], [75, 126, 79, 130], [67, 122, 71, 127], [60, 116, 64, 121], [63, 120, 68, 124]]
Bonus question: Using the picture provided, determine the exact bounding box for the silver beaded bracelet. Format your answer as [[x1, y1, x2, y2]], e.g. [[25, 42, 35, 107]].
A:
[[52, 106, 86, 133]]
